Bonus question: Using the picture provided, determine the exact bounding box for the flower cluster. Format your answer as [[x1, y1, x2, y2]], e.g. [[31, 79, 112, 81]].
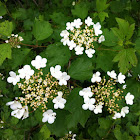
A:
[[5, 34, 23, 48], [60, 16, 105, 58], [79, 70, 134, 119], [6, 55, 70, 124], [0, 120, 4, 129], [60, 131, 76, 140]]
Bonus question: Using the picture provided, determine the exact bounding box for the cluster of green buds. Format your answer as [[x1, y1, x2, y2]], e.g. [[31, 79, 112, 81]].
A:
[[5, 34, 23, 48]]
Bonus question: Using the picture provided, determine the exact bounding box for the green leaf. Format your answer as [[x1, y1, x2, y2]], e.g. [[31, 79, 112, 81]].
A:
[[33, 19, 53, 40], [135, 38, 140, 54], [65, 88, 91, 128], [98, 12, 108, 22], [111, 27, 124, 40], [12, 8, 27, 20], [0, 2, 7, 16], [0, 20, 13, 36], [96, 0, 110, 12], [39, 125, 51, 139], [126, 23, 135, 40], [110, 1, 124, 13], [0, 44, 11, 66], [113, 48, 137, 74], [103, 29, 118, 46], [10, 117, 19, 125], [40, 42, 71, 67], [130, 125, 139, 135], [68, 55, 93, 81], [98, 117, 112, 129], [71, 2, 89, 19], [114, 125, 122, 140]]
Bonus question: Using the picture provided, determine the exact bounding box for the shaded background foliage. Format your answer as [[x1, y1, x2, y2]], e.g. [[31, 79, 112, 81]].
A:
[[0, 0, 140, 139]]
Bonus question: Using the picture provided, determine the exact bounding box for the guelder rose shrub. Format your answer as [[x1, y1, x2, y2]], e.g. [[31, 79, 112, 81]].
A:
[[0, 0, 139, 139]]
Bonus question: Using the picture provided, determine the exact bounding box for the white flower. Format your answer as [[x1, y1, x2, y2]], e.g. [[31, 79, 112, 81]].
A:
[[18, 36, 23, 41], [93, 22, 102, 36], [17, 45, 21, 48], [85, 48, 95, 58], [117, 73, 125, 84], [121, 106, 129, 117], [15, 34, 18, 37], [11, 34, 14, 37], [107, 70, 117, 79], [50, 65, 62, 79], [73, 18, 82, 28], [18, 65, 34, 80], [0, 16, 3, 19], [11, 108, 25, 119], [98, 35, 105, 43], [5, 40, 9, 43], [122, 84, 127, 89], [72, 1, 76, 6], [22, 106, 29, 120], [82, 98, 95, 111], [75, 45, 84, 55], [72, 134, 76, 140], [112, 112, 121, 119], [85, 16, 94, 26], [6, 100, 22, 110], [52, 92, 66, 109], [7, 71, 20, 85], [60, 30, 69, 38], [128, 72, 132, 77], [66, 22, 75, 31], [79, 87, 93, 99], [42, 109, 56, 124], [67, 40, 76, 50], [31, 55, 47, 69], [94, 103, 103, 114], [91, 71, 101, 83], [61, 36, 70, 46], [125, 92, 134, 105], [58, 72, 70, 85]]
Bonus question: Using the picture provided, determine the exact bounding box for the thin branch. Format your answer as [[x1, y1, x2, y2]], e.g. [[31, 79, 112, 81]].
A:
[[20, 43, 47, 48]]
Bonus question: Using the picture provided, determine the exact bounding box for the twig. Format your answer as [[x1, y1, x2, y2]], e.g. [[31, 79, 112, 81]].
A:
[[20, 43, 47, 48]]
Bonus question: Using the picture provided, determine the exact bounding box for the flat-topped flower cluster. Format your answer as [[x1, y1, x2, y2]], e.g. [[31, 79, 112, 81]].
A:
[[60, 16, 105, 58], [6, 55, 70, 124], [79, 70, 134, 119]]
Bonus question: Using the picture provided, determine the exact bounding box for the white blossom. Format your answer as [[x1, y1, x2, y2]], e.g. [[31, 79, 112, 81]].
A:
[[18, 36, 23, 41], [91, 71, 101, 83], [107, 70, 117, 79], [11, 108, 25, 119], [60, 30, 69, 38], [75, 45, 84, 55], [85, 16, 94, 26], [121, 106, 129, 117], [94, 103, 103, 114], [122, 84, 127, 89], [50, 65, 62, 79], [117, 73, 125, 84], [112, 112, 121, 119], [79, 87, 93, 99], [73, 18, 82, 28], [67, 40, 76, 50], [17, 45, 21, 48], [66, 22, 75, 31], [61, 36, 70, 45], [7, 71, 20, 85], [52, 92, 66, 109], [15, 34, 18, 37], [31, 55, 47, 69], [93, 22, 102, 36], [42, 109, 56, 124], [98, 35, 105, 43], [18, 65, 34, 80], [6, 100, 22, 110], [125, 92, 134, 105], [85, 48, 95, 58], [58, 72, 70, 85], [82, 98, 95, 111], [0, 16, 3, 19]]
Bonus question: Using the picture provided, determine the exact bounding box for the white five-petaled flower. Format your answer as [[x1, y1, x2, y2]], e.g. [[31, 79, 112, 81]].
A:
[[125, 92, 134, 105], [85, 48, 95, 58], [107, 70, 117, 79], [117, 73, 125, 84], [67, 40, 76, 50], [75, 45, 84, 55], [66, 22, 75, 31], [52, 91, 66, 109], [93, 22, 102, 36], [85, 16, 94, 26], [18, 65, 34, 80], [61, 36, 70, 46], [94, 103, 103, 114], [60, 30, 69, 38], [7, 71, 20, 85], [112, 112, 121, 119], [82, 98, 95, 111], [91, 71, 101, 83], [42, 109, 56, 124], [121, 106, 129, 117], [73, 18, 82, 28], [79, 87, 93, 99], [6, 100, 22, 110], [50, 65, 62, 79], [0, 16, 3, 19], [11, 108, 25, 119], [98, 35, 105, 43], [31, 55, 47, 69], [58, 72, 70, 85]]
